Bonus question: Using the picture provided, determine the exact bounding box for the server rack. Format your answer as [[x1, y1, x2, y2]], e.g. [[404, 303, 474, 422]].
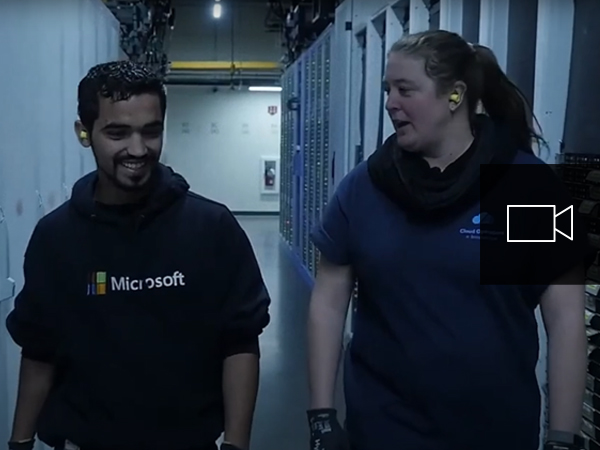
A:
[[280, 64, 295, 247], [279, 25, 333, 280], [556, 153, 600, 450]]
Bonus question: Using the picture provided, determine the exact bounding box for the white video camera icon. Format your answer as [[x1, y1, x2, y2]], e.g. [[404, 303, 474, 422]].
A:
[[506, 205, 574, 243]]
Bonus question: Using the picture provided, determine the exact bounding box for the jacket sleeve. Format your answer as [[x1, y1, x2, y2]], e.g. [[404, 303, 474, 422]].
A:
[[218, 210, 271, 358], [5, 223, 58, 363]]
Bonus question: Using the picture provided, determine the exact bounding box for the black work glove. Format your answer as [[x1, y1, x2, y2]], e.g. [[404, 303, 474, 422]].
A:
[[544, 431, 585, 450], [544, 441, 584, 450], [221, 443, 244, 450], [307, 408, 349, 450], [7, 440, 35, 450]]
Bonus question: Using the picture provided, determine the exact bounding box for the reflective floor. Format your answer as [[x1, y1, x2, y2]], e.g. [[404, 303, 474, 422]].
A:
[[237, 215, 344, 450]]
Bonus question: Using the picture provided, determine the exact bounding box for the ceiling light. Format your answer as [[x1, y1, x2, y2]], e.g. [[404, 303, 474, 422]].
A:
[[212, 3, 222, 18], [248, 86, 282, 92]]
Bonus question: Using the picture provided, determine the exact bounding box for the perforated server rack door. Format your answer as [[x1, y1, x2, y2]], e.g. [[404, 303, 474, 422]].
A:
[[280, 65, 292, 246], [320, 30, 332, 247], [312, 26, 333, 278], [301, 53, 310, 271], [308, 44, 317, 276], [313, 40, 323, 277], [320, 30, 332, 277], [558, 153, 600, 449], [293, 61, 302, 253], [287, 26, 334, 279]]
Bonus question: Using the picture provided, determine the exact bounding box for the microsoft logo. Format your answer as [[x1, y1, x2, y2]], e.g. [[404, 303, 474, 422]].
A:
[[88, 271, 107, 296], [87, 270, 185, 296]]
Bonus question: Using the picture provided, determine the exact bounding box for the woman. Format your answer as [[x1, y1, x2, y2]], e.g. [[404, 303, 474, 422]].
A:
[[305, 30, 589, 450]]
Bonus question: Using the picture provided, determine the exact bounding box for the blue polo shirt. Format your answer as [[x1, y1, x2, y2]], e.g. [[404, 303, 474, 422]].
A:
[[310, 151, 563, 450]]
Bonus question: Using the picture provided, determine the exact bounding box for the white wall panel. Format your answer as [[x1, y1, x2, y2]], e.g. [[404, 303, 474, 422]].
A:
[[351, 0, 396, 32], [80, 0, 102, 175], [440, 0, 464, 33], [346, 0, 390, 170], [409, 0, 430, 33], [37, 4, 64, 219], [330, 0, 354, 189], [62, 0, 85, 201], [382, 6, 404, 141], [0, 0, 121, 446], [347, 31, 364, 170], [0, 2, 17, 441], [362, 20, 384, 159], [478, 0, 509, 70], [533, 0, 574, 163], [0, 2, 47, 442], [384, 6, 404, 56]]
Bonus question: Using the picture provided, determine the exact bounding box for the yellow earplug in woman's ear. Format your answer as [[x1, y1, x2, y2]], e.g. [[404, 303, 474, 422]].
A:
[[449, 93, 460, 104], [80, 130, 88, 140]]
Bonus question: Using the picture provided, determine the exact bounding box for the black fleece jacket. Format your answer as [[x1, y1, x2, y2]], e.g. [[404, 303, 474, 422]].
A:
[[6, 164, 271, 450]]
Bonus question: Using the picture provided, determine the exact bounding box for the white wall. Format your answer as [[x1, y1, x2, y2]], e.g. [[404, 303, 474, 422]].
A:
[[533, 0, 574, 163], [0, 0, 121, 447], [163, 86, 281, 213]]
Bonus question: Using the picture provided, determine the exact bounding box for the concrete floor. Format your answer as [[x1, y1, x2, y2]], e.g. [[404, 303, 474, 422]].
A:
[[236, 215, 344, 450]]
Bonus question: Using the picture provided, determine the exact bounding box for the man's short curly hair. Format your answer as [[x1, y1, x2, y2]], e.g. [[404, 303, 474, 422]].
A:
[[77, 60, 167, 132]]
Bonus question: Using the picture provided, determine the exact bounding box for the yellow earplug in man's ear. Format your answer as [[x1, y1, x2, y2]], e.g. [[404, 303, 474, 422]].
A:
[[80, 130, 88, 140], [449, 93, 460, 104]]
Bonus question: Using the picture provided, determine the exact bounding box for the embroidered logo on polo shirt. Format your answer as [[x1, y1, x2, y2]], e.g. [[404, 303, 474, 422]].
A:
[[460, 212, 504, 241]]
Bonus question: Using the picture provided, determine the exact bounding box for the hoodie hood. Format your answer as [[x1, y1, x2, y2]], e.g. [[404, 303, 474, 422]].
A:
[[69, 163, 190, 228], [367, 115, 521, 222]]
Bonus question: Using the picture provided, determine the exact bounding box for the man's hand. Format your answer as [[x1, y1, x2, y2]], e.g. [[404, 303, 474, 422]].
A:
[[9, 357, 55, 444], [222, 353, 259, 450], [307, 409, 349, 450]]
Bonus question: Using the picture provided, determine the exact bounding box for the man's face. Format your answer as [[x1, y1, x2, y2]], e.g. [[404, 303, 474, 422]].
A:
[[87, 93, 164, 192]]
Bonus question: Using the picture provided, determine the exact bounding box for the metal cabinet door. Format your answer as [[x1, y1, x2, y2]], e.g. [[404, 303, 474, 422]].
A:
[[0, 206, 16, 446]]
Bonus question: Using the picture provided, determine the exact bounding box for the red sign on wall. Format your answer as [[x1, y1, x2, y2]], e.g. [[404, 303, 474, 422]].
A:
[[268, 105, 278, 115]]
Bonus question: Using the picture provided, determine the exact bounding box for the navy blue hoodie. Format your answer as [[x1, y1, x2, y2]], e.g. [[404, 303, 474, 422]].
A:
[[6, 164, 271, 450]]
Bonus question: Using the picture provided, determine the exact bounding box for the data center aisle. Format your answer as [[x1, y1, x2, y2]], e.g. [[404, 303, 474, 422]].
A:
[[236, 215, 311, 449], [235, 215, 346, 450]]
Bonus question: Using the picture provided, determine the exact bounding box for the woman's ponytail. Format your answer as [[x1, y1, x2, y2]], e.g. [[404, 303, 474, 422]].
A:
[[473, 44, 544, 154]]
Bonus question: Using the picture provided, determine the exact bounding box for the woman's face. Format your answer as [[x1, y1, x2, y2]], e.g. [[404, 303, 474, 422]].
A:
[[384, 51, 452, 153]]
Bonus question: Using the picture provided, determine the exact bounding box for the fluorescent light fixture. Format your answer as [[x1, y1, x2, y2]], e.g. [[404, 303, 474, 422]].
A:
[[212, 3, 222, 18], [248, 86, 282, 92]]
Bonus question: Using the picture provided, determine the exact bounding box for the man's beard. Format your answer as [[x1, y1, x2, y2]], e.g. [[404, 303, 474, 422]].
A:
[[92, 147, 159, 192]]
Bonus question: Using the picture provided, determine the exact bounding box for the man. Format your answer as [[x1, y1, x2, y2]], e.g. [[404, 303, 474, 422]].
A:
[[5, 60, 271, 450]]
